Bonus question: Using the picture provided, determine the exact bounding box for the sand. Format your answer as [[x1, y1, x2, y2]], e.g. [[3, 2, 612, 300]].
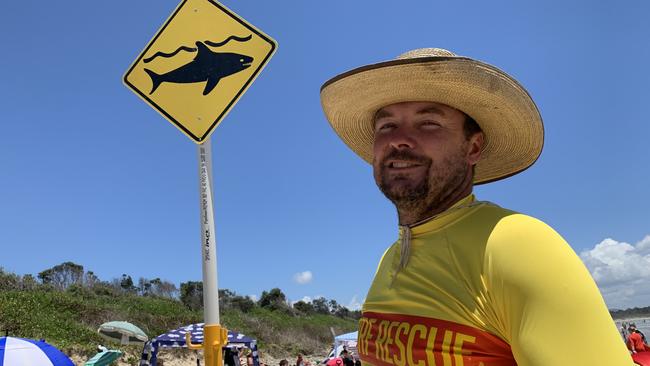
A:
[[70, 349, 328, 366]]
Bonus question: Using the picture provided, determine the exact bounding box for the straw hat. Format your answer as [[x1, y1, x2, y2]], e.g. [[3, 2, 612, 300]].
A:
[[320, 48, 544, 184]]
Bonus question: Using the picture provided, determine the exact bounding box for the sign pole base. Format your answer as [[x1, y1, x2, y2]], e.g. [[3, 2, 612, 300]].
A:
[[186, 324, 228, 366]]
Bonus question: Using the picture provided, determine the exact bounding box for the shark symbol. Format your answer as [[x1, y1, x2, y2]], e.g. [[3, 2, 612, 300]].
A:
[[144, 42, 254, 95]]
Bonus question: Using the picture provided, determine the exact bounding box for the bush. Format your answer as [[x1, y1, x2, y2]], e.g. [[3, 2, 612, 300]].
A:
[[220, 289, 256, 313], [66, 284, 96, 300], [91, 283, 120, 297], [21, 274, 38, 291], [0, 267, 360, 359], [180, 281, 203, 310], [0, 268, 21, 291], [293, 300, 314, 315], [258, 288, 289, 312]]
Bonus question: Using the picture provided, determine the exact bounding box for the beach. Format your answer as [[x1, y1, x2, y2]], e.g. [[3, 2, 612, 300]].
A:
[[69, 348, 328, 366]]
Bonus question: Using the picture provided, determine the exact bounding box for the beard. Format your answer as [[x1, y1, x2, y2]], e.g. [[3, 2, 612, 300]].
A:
[[375, 147, 470, 221]]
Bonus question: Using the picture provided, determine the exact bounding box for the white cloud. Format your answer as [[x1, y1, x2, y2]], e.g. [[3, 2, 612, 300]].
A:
[[293, 270, 313, 285], [248, 294, 258, 302], [348, 295, 364, 311], [580, 235, 650, 309]]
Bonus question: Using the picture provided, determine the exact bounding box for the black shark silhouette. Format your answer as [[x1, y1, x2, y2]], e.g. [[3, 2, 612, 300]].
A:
[[144, 42, 254, 95]]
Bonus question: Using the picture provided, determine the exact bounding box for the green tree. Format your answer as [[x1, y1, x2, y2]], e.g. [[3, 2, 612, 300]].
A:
[[180, 281, 203, 310], [333, 305, 350, 318], [349, 309, 362, 320], [0, 268, 20, 291], [219, 289, 255, 313], [138, 277, 152, 296], [20, 274, 38, 291], [120, 274, 136, 292], [293, 300, 314, 315], [230, 295, 255, 313], [37, 269, 54, 286], [37, 262, 84, 290], [258, 288, 287, 311], [150, 278, 162, 295], [154, 279, 178, 299], [312, 297, 330, 315], [84, 271, 99, 288]]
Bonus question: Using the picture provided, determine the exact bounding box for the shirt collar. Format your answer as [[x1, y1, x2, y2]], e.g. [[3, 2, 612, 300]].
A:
[[399, 194, 478, 237]]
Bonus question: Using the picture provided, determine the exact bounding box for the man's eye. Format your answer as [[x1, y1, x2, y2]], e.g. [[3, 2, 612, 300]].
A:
[[375, 123, 395, 132], [420, 121, 440, 129]]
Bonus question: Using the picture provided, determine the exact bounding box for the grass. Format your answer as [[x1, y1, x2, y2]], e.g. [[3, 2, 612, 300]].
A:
[[0, 288, 357, 361]]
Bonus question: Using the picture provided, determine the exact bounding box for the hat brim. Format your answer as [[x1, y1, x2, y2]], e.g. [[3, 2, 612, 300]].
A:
[[320, 56, 544, 185]]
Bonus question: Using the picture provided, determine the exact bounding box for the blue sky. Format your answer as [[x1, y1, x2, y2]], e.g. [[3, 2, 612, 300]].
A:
[[1, 0, 648, 311]]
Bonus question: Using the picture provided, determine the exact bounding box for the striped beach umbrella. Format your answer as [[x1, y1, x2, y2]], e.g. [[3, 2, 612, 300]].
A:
[[0, 336, 74, 366], [98, 321, 148, 345]]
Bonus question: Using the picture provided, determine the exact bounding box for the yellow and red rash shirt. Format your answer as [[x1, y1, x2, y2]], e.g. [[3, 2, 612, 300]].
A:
[[360, 195, 632, 366]]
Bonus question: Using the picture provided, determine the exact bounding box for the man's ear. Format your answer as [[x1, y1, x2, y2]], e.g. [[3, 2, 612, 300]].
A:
[[467, 132, 484, 165]]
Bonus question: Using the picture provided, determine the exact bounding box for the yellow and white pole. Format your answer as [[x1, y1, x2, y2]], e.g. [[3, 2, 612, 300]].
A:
[[187, 138, 228, 365]]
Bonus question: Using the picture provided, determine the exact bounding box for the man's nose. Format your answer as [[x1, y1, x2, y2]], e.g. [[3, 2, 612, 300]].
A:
[[388, 129, 416, 150]]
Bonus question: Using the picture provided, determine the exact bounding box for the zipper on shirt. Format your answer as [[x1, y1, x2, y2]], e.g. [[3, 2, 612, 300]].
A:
[[390, 200, 487, 287]]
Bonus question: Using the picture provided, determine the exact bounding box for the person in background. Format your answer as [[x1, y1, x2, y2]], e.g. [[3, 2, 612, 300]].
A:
[[339, 350, 354, 366], [638, 326, 648, 344], [279, 360, 288, 366], [246, 352, 254, 366], [627, 325, 649, 354], [296, 353, 305, 366]]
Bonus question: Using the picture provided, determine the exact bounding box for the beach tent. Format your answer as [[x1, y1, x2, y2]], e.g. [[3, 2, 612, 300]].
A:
[[0, 336, 74, 366], [326, 331, 358, 361], [335, 331, 358, 347], [139, 323, 259, 366]]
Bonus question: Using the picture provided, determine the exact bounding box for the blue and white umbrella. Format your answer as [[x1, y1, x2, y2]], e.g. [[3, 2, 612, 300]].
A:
[[0, 336, 74, 366], [140, 323, 260, 366]]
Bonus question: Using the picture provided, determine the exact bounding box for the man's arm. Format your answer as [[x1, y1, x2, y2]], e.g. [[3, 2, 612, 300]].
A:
[[631, 333, 641, 353], [485, 214, 633, 365]]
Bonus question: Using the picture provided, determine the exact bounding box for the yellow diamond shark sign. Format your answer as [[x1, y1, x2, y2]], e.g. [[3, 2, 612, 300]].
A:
[[124, 0, 277, 143]]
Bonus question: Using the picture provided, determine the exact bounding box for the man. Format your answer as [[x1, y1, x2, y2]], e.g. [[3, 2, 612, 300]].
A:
[[245, 352, 255, 366], [340, 349, 355, 366], [296, 353, 305, 366], [320, 48, 632, 365]]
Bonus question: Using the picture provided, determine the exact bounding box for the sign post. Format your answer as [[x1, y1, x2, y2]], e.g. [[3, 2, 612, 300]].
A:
[[124, 0, 276, 364], [198, 139, 218, 325], [194, 138, 228, 365]]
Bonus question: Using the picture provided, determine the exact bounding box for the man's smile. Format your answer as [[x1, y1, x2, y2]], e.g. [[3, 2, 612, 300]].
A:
[[385, 159, 425, 171]]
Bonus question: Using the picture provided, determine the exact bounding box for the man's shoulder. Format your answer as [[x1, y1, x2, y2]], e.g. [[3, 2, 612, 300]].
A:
[[474, 202, 553, 232], [472, 200, 516, 217], [474, 208, 574, 271], [467, 202, 566, 254]]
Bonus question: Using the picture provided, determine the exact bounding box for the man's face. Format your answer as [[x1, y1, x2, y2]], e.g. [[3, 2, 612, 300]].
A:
[[372, 101, 483, 218]]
